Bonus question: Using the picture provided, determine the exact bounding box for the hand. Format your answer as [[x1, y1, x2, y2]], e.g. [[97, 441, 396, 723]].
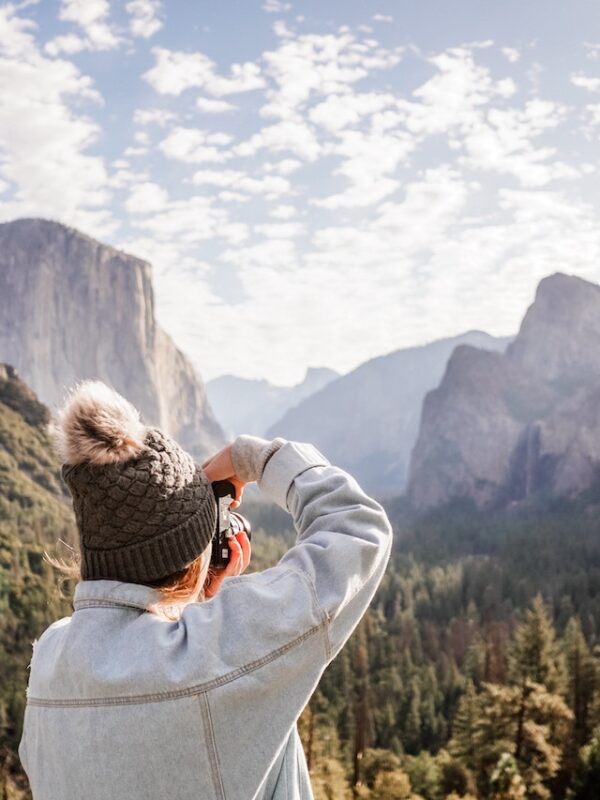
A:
[[201, 444, 247, 509], [203, 531, 251, 599]]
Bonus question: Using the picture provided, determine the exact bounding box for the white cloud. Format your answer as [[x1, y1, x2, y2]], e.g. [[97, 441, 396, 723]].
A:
[[159, 127, 233, 163], [218, 190, 252, 203], [124, 145, 149, 157], [310, 166, 470, 266], [571, 73, 600, 92], [461, 99, 578, 187], [46, 0, 121, 54], [262, 0, 292, 12], [585, 103, 600, 128], [134, 131, 150, 145], [308, 91, 397, 133], [220, 236, 298, 268], [44, 33, 86, 56], [4, 9, 600, 386], [0, 4, 113, 236], [270, 204, 297, 219], [125, 181, 169, 213], [191, 169, 245, 187], [134, 108, 178, 126], [260, 28, 403, 120], [192, 170, 290, 198], [585, 43, 600, 61], [130, 194, 249, 244], [143, 47, 265, 96], [126, 0, 163, 39], [108, 166, 151, 189], [261, 158, 302, 174], [234, 175, 290, 197], [196, 97, 237, 113], [311, 128, 415, 209], [402, 48, 516, 136], [254, 221, 304, 237], [372, 14, 393, 23], [233, 118, 322, 160], [502, 47, 520, 63]]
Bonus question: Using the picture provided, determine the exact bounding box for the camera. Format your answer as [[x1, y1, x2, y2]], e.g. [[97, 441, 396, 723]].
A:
[[209, 479, 252, 570]]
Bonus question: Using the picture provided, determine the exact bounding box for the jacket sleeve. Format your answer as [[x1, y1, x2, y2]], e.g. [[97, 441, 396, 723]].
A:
[[256, 439, 393, 661]]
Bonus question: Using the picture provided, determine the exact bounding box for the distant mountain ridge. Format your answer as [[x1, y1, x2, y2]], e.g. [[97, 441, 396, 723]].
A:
[[0, 218, 225, 460], [206, 366, 339, 438], [264, 330, 513, 498], [407, 272, 600, 512]]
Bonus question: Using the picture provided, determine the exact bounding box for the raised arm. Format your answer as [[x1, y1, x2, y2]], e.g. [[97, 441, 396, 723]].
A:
[[234, 435, 394, 661]]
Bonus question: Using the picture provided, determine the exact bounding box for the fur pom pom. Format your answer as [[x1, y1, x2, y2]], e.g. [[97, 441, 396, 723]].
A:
[[52, 380, 147, 465]]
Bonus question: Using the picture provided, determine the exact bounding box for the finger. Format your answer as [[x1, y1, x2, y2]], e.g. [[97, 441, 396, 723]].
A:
[[231, 479, 245, 502], [200, 446, 235, 482], [224, 536, 243, 577], [235, 531, 251, 572]]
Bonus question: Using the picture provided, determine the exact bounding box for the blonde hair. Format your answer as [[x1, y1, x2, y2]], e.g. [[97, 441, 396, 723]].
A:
[[44, 543, 213, 622]]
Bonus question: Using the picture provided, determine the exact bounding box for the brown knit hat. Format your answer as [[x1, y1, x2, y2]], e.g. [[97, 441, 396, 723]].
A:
[[53, 380, 217, 584]]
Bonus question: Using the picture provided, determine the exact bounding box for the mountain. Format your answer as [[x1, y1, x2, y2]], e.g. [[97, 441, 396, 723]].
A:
[[0, 362, 74, 527], [0, 218, 225, 460], [0, 362, 76, 793], [264, 331, 513, 498], [206, 366, 339, 438], [407, 272, 600, 512]]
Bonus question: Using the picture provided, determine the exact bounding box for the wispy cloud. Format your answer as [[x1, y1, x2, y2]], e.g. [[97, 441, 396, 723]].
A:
[[126, 0, 163, 39], [143, 48, 265, 96], [45, 0, 121, 54], [2, 1, 600, 384], [0, 3, 112, 234]]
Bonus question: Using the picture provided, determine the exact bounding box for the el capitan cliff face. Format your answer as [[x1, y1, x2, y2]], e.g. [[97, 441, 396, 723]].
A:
[[407, 272, 600, 512], [0, 218, 225, 460]]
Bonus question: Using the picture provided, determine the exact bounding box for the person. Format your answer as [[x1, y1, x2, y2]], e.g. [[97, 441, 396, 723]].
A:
[[18, 379, 393, 800]]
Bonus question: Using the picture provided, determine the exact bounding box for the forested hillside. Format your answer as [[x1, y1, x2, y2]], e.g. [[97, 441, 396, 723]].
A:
[[0, 364, 76, 798], [296, 489, 600, 799], [2, 364, 600, 799]]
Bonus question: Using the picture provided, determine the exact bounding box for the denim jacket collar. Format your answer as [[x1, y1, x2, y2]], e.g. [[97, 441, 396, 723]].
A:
[[73, 579, 161, 612]]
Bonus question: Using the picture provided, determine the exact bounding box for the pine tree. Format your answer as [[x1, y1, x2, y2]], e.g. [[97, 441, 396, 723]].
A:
[[509, 594, 564, 693], [569, 725, 600, 799], [403, 677, 422, 754], [352, 621, 374, 789], [564, 617, 596, 747], [448, 680, 480, 771], [490, 752, 527, 799], [370, 768, 412, 800]]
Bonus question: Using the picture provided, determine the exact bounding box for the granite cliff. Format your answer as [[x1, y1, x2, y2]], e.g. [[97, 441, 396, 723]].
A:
[[407, 272, 600, 511], [0, 218, 225, 460]]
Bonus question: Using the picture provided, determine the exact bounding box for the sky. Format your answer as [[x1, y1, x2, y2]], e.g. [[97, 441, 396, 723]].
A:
[[1, 1, 600, 386]]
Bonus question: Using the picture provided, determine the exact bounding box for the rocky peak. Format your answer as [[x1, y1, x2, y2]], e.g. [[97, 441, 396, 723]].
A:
[[0, 218, 225, 460], [506, 272, 600, 390], [408, 271, 600, 512], [0, 362, 50, 427]]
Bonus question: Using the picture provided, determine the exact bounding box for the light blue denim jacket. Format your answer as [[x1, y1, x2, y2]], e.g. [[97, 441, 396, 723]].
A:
[[19, 440, 393, 800]]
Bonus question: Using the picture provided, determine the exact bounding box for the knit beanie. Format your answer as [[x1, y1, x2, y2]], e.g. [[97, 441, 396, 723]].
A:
[[53, 380, 217, 584]]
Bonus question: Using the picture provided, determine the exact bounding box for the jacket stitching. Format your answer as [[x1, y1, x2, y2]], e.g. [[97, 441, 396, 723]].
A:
[[285, 567, 332, 662], [74, 599, 149, 611], [25, 620, 327, 708], [198, 693, 226, 800]]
